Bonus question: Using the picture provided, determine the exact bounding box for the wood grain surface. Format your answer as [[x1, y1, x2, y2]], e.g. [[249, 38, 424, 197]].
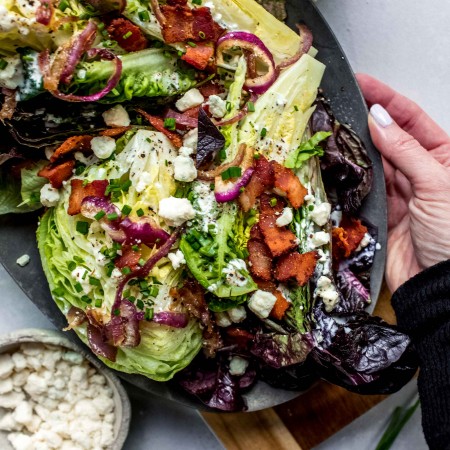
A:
[[202, 282, 396, 450]]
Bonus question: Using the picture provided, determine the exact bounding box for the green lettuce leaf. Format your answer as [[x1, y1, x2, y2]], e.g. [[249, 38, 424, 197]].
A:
[[285, 131, 332, 169], [19, 160, 47, 208]]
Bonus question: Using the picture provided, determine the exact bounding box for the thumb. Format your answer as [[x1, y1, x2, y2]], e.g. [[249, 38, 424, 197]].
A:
[[368, 104, 441, 186]]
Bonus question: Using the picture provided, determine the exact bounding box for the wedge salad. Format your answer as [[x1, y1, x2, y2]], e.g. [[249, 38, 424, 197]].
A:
[[0, 0, 418, 410]]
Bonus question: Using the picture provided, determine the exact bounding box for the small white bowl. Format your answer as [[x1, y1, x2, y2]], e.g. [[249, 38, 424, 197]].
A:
[[0, 329, 131, 450]]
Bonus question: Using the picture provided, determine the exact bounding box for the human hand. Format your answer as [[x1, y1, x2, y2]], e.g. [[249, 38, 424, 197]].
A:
[[356, 74, 450, 293]]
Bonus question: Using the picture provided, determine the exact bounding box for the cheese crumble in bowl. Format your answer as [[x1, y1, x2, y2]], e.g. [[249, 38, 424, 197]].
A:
[[0, 329, 130, 450]]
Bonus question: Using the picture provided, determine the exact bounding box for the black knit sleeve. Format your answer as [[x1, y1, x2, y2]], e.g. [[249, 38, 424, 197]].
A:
[[392, 260, 450, 450]]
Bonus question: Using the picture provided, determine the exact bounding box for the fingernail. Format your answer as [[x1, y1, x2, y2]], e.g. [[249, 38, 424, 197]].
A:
[[370, 104, 393, 128]]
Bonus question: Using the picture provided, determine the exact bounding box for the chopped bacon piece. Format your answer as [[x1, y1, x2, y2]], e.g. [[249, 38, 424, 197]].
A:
[[332, 217, 368, 262], [271, 161, 308, 209], [160, 5, 194, 43], [274, 251, 318, 286], [67, 179, 109, 216], [107, 18, 148, 53], [99, 126, 132, 137], [182, 43, 214, 70], [38, 160, 75, 189], [50, 136, 93, 162], [115, 245, 142, 271], [238, 156, 274, 212], [192, 7, 219, 41], [136, 108, 183, 147], [249, 223, 263, 241], [254, 278, 277, 292], [259, 214, 298, 257], [259, 193, 285, 216], [226, 328, 254, 349], [247, 239, 273, 281], [199, 81, 223, 98], [167, 0, 188, 5], [270, 290, 290, 320]]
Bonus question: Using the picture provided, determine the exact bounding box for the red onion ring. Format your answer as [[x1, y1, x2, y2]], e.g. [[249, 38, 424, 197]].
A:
[[163, 109, 198, 129], [63, 306, 87, 331], [214, 167, 254, 203], [276, 24, 313, 71], [197, 143, 246, 181], [60, 21, 98, 85], [153, 312, 189, 328], [50, 49, 122, 102], [216, 32, 276, 94]]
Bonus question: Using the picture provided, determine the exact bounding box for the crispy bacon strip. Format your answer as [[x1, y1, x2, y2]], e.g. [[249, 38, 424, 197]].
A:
[[107, 18, 148, 53], [238, 156, 274, 212], [199, 81, 223, 98], [67, 179, 109, 216], [274, 251, 318, 286], [247, 239, 273, 281], [136, 108, 183, 148], [50, 136, 93, 162], [192, 7, 220, 41], [182, 43, 214, 70], [270, 290, 290, 320], [226, 328, 253, 349], [38, 160, 75, 189], [259, 214, 298, 257], [249, 224, 263, 240], [0, 88, 17, 120], [99, 126, 132, 137], [115, 245, 142, 271], [259, 193, 285, 215], [332, 217, 368, 262], [271, 161, 308, 209]]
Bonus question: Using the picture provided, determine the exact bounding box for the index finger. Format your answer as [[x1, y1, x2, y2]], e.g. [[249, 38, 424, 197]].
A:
[[356, 73, 449, 151]]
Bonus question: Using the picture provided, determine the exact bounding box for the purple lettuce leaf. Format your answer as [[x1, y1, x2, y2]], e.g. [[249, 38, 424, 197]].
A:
[[196, 108, 225, 167], [259, 359, 317, 391], [333, 268, 371, 315]]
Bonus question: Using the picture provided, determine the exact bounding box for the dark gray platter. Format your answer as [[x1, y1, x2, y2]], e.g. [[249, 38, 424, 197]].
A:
[[0, 0, 386, 411]]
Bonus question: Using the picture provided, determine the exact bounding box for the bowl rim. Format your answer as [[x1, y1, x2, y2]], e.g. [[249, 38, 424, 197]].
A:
[[0, 328, 131, 450]]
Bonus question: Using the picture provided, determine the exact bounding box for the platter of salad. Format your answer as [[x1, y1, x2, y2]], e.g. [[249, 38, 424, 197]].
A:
[[0, 0, 418, 411]]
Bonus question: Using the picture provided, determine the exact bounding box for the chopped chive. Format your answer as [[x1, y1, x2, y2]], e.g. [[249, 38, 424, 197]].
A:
[[94, 210, 106, 221], [132, 244, 140, 251], [221, 166, 242, 181], [218, 148, 227, 162], [308, 204, 314, 211], [192, 0, 202, 4], [294, 105, 299, 111], [187, 41, 197, 47], [67, 261, 77, 271], [247, 101, 255, 112], [52, 287, 65, 297], [121, 267, 132, 275], [94, 299, 102, 307], [121, 205, 132, 215], [140, 280, 149, 289], [74, 164, 86, 175], [82, 179, 89, 187], [74, 256, 84, 264], [105, 263, 115, 277], [113, 308, 120, 316], [253, 152, 261, 159], [270, 198, 277, 207], [121, 179, 132, 192], [123, 289, 131, 298], [136, 208, 144, 217], [209, 183, 215, 190], [260, 127, 267, 138], [136, 299, 145, 310], [239, 187, 245, 193], [76, 221, 89, 235], [82, 270, 88, 280], [148, 286, 159, 297], [81, 295, 91, 304], [58, 0, 69, 11], [89, 277, 101, 286], [128, 295, 136, 303], [107, 212, 119, 221], [74, 283, 83, 293], [138, 10, 150, 21], [198, 31, 206, 39], [145, 308, 154, 320], [164, 117, 176, 131], [123, 31, 133, 39], [226, 101, 232, 112], [138, 258, 146, 267]]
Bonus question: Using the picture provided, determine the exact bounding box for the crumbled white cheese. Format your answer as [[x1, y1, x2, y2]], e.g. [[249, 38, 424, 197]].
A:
[[44, 147, 54, 161], [70, 267, 92, 295], [311, 231, 330, 247], [215, 312, 232, 328], [183, 128, 198, 150], [222, 259, 249, 287], [0, 354, 14, 379], [175, 88, 204, 112], [355, 232, 372, 252], [0, 55, 24, 90], [229, 356, 249, 376], [173, 153, 197, 182], [40, 184, 60, 208], [102, 104, 130, 127], [310, 202, 331, 227], [375, 243, 381, 250], [248, 290, 277, 319], [316, 276, 339, 312], [228, 306, 246, 323], [158, 196, 195, 227], [304, 194, 315, 204], [0, 343, 115, 450], [135, 171, 152, 193], [168, 250, 186, 270], [207, 95, 227, 118], [330, 209, 342, 227], [276, 207, 293, 227], [73, 152, 98, 167], [276, 94, 287, 107], [90, 136, 116, 159], [16, 254, 30, 267]]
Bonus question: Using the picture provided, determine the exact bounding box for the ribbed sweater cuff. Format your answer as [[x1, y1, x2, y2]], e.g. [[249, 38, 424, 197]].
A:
[[392, 259, 450, 340]]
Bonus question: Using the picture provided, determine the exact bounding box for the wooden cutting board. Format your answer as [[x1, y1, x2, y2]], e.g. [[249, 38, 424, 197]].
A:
[[202, 282, 395, 450]]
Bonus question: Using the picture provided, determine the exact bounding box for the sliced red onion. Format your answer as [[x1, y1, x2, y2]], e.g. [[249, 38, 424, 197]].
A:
[[87, 323, 117, 361], [163, 109, 198, 129], [214, 167, 254, 203], [50, 49, 122, 102], [63, 306, 87, 331], [36, 0, 53, 26], [105, 299, 141, 348], [276, 24, 313, 71], [153, 312, 188, 328], [120, 217, 170, 247], [216, 32, 276, 94], [80, 196, 121, 220], [60, 21, 97, 85], [214, 93, 257, 127], [115, 227, 184, 304]]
